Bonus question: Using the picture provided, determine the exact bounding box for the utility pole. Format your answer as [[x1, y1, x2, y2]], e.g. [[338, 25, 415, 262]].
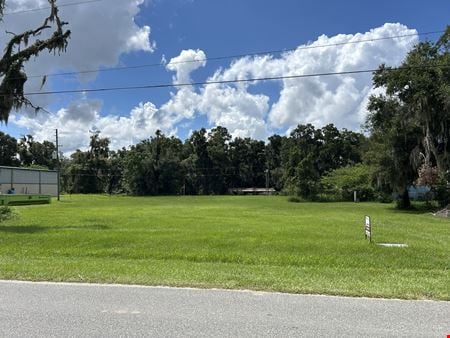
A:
[[265, 169, 269, 195], [55, 129, 60, 201]]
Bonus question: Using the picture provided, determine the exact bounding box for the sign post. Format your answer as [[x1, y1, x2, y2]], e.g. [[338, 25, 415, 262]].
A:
[[364, 215, 372, 242]]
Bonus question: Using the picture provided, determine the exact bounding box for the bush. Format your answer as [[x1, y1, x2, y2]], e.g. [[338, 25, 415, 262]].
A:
[[287, 196, 303, 203], [0, 206, 12, 222], [314, 193, 340, 202], [320, 164, 375, 202], [376, 193, 394, 203], [434, 175, 450, 208]]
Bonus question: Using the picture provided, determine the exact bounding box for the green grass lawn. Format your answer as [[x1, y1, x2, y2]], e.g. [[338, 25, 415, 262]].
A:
[[0, 195, 448, 300]]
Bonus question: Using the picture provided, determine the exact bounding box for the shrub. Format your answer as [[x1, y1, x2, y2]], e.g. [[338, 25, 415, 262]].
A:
[[287, 196, 303, 203], [0, 206, 12, 222], [433, 175, 450, 208], [314, 193, 340, 202], [376, 193, 394, 203], [320, 164, 375, 202]]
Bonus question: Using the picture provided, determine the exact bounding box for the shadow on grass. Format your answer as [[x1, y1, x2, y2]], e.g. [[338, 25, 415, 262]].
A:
[[386, 202, 439, 215], [0, 224, 110, 234]]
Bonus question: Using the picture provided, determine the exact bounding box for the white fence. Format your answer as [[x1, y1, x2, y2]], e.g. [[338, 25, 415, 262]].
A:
[[0, 166, 58, 196]]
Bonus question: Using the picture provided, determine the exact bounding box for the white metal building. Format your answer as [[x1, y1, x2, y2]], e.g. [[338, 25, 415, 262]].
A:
[[0, 166, 58, 196]]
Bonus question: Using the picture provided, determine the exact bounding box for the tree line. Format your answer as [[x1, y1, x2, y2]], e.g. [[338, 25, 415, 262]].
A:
[[56, 125, 364, 198]]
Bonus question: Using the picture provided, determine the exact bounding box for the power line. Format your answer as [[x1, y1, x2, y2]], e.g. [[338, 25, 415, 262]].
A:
[[20, 64, 450, 97], [3, 0, 103, 16], [23, 30, 445, 80]]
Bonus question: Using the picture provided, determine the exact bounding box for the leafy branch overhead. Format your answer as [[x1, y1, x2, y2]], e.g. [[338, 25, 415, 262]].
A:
[[0, 0, 70, 123]]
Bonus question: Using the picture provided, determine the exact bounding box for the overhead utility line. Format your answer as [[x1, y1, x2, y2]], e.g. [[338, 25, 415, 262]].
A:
[[2, 0, 103, 15], [22, 30, 445, 80], [20, 64, 450, 97]]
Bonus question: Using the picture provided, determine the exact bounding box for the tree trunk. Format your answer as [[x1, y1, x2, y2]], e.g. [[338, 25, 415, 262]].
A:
[[398, 188, 411, 209], [424, 118, 446, 175]]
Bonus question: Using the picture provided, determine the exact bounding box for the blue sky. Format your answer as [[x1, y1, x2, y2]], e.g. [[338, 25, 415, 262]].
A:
[[1, 0, 449, 152]]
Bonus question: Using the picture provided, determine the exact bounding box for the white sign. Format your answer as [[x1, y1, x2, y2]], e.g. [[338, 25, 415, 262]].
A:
[[365, 215, 372, 242]]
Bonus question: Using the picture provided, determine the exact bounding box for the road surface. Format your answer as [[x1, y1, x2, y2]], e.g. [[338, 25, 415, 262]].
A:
[[0, 280, 449, 337]]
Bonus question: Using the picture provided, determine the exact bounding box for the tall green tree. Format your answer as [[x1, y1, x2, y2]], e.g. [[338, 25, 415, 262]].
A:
[[367, 27, 450, 207], [183, 128, 212, 194], [366, 97, 422, 208], [124, 131, 184, 195], [87, 132, 111, 192], [18, 135, 57, 169], [106, 149, 126, 194], [0, 131, 18, 166], [283, 124, 322, 198], [65, 132, 111, 193], [229, 137, 266, 189], [207, 126, 232, 194], [65, 150, 96, 194], [265, 134, 286, 191], [317, 125, 364, 172]]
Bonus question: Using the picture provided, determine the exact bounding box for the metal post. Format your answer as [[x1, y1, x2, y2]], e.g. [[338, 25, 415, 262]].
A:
[[265, 169, 269, 195]]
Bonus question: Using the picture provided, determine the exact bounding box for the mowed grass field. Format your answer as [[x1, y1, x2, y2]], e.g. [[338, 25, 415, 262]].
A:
[[0, 195, 448, 300]]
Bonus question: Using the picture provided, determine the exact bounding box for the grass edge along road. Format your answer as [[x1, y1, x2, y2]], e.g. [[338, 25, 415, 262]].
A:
[[0, 195, 448, 300]]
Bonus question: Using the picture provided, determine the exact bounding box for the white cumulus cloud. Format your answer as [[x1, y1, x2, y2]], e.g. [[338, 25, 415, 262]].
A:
[[268, 23, 417, 129], [126, 25, 156, 53], [11, 99, 178, 153], [166, 49, 207, 84]]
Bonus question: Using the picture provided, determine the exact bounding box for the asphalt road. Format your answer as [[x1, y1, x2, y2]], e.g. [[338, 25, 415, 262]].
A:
[[0, 280, 449, 337]]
